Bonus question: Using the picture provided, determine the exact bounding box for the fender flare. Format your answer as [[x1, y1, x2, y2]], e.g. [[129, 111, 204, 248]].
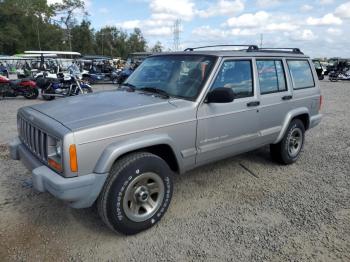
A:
[[274, 107, 310, 144], [94, 134, 183, 174]]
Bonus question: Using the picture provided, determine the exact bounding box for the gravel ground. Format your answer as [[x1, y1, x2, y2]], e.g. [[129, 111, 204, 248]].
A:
[[0, 81, 349, 261]]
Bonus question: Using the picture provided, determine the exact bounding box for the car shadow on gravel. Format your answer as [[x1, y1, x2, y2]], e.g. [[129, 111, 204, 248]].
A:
[[2, 143, 278, 239]]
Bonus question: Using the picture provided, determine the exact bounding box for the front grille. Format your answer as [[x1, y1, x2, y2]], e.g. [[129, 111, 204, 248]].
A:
[[18, 115, 48, 163]]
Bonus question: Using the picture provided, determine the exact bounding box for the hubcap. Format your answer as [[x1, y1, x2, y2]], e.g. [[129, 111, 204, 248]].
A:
[[123, 172, 164, 222], [288, 128, 303, 157]]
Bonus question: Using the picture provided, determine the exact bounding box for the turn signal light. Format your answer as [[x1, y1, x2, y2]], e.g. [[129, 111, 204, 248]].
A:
[[319, 95, 323, 112], [69, 144, 78, 172], [48, 158, 62, 172]]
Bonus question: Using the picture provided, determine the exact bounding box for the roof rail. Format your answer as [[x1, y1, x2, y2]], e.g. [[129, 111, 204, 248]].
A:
[[184, 45, 259, 52], [257, 48, 304, 54]]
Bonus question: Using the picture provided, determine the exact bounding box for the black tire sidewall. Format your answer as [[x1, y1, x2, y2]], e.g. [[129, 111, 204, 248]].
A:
[[24, 88, 39, 99], [105, 155, 173, 235], [281, 119, 305, 164]]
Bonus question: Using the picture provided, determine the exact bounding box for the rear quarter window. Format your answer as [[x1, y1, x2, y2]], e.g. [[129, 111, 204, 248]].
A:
[[287, 60, 315, 89]]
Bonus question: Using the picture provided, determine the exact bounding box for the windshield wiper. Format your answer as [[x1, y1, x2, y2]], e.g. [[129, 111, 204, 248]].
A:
[[138, 87, 170, 98]]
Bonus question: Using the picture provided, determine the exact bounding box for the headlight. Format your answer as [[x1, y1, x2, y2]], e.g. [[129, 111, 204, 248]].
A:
[[47, 136, 63, 172], [55, 144, 62, 157]]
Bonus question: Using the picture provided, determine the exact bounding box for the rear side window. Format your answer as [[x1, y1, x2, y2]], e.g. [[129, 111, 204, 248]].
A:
[[212, 60, 253, 98], [287, 60, 315, 89], [256, 60, 287, 94]]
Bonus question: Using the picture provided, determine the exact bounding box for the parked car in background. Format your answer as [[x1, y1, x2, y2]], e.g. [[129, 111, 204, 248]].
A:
[[312, 59, 324, 80], [10, 45, 322, 235]]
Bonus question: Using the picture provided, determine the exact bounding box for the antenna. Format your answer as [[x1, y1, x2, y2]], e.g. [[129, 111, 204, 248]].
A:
[[260, 34, 263, 48], [173, 19, 181, 51]]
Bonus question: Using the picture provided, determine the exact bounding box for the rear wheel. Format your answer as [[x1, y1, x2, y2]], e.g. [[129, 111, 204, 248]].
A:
[[97, 152, 173, 235], [24, 88, 39, 99], [270, 119, 305, 164]]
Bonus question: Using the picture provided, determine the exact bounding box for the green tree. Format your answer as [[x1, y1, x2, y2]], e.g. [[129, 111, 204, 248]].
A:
[[150, 41, 163, 53], [0, 0, 56, 54], [0, 0, 149, 57], [126, 28, 147, 55], [71, 20, 95, 54], [53, 0, 86, 52]]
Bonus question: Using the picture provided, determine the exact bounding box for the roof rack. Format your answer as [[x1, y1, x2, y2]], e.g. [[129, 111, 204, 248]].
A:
[[257, 48, 304, 54], [183, 45, 303, 54], [184, 45, 259, 52]]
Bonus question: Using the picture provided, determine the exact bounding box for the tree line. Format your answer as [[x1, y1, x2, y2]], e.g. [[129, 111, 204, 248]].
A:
[[0, 0, 163, 58]]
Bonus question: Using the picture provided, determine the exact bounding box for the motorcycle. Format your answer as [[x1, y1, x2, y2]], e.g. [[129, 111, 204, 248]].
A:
[[37, 73, 92, 100], [82, 70, 119, 84], [0, 75, 39, 99], [115, 61, 142, 85], [329, 69, 350, 82]]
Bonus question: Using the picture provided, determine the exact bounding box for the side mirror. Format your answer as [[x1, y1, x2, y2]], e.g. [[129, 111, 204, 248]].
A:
[[206, 88, 234, 103]]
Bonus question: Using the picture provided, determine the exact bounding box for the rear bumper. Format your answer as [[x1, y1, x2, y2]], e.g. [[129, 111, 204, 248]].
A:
[[310, 114, 322, 129], [9, 137, 107, 208]]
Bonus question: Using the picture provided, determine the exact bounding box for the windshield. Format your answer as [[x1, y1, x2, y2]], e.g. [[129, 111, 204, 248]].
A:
[[125, 55, 217, 100]]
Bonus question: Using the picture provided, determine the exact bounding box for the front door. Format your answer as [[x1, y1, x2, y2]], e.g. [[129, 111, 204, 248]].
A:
[[196, 58, 260, 165]]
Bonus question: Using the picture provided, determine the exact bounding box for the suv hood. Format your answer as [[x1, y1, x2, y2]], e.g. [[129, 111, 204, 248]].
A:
[[30, 90, 177, 130]]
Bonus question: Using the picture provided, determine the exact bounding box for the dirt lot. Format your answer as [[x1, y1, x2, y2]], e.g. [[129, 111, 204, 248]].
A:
[[0, 81, 349, 261]]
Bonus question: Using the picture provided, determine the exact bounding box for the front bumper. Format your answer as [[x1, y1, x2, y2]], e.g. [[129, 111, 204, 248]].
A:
[[9, 137, 107, 208]]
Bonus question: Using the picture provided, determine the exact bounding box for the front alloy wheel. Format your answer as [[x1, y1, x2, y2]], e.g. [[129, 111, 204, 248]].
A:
[[123, 172, 165, 222], [97, 152, 173, 235]]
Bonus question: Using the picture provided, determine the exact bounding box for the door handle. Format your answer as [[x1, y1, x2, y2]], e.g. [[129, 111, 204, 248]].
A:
[[282, 95, 293, 100], [247, 101, 260, 107]]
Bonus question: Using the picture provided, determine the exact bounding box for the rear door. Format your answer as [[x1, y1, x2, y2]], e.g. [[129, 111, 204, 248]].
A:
[[255, 58, 292, 144]]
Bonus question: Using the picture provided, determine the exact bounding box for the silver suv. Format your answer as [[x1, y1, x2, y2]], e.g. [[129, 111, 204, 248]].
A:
[[10, 45, 322, 235]]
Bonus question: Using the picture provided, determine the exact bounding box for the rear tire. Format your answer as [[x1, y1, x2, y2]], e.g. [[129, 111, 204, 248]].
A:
[[97, 152, 173, 235], [24, 88, 39, 99], [270, 119, 305, 165]]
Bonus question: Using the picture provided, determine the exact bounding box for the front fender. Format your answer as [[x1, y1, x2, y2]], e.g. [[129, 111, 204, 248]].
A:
[[94, 134, 183, 174], [274, 107, 310, 144]]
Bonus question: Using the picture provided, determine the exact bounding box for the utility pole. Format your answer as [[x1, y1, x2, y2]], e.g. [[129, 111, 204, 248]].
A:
[[101, 32, 104, 55], [173, 19, 181, 51], [260, 33, 263, 48], [36, 20, 41, 51]]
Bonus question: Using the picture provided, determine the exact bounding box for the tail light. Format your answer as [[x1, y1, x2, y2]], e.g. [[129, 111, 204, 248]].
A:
[[319, 95, 323, 112]]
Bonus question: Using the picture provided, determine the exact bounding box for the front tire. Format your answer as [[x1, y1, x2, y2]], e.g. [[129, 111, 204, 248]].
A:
[[41, 91, 55, 100], [270, 119, 305, 165], [97, 152, 173, 235]]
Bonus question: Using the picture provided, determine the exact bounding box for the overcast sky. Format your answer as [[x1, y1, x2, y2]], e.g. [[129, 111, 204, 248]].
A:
[[50, 0, 350, 58]]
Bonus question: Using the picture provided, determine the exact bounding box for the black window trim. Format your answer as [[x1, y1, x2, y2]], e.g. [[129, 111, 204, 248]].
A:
[[256, 58, 288, 95], [211, 58, 255, 99], [286, 59, 316, 90]]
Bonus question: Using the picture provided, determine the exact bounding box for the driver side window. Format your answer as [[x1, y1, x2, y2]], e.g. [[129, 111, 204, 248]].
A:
[[212, 60, 253, 98]]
